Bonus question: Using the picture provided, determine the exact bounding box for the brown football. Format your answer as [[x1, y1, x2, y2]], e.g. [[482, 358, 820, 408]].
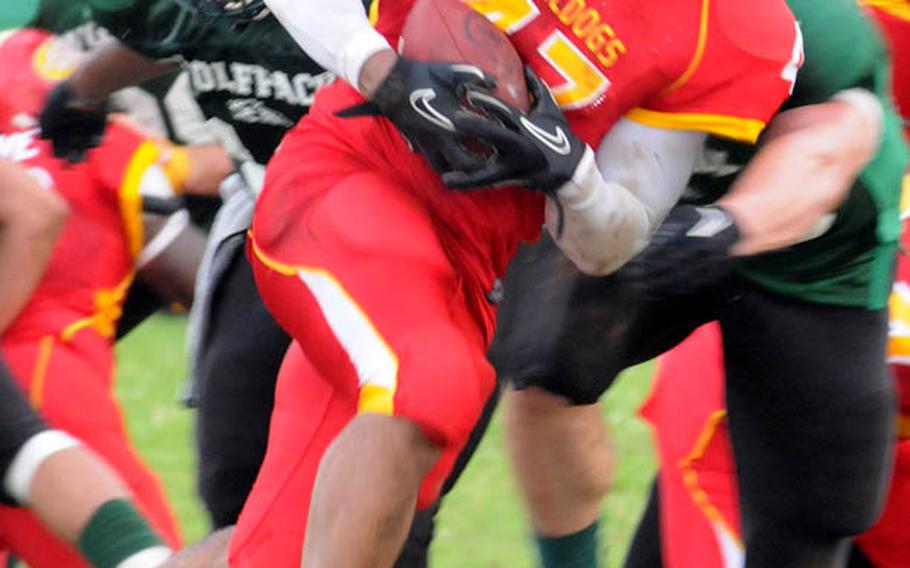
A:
[[399, 0, 529, 111]]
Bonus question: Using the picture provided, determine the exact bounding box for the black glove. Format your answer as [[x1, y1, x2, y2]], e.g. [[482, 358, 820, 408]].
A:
[[443, 67, 586, 194], [39, 80, 109, 163], [630, 204, 742, 296], [370, 57, 535, 183]]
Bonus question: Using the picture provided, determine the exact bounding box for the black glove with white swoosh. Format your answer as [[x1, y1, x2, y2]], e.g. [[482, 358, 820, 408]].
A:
[[443, 67, 586, 194], [629, 204, 742, 296], [367, 57, 534, 181]]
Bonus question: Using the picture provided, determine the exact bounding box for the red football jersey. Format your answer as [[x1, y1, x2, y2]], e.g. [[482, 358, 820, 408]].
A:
[[371, 0, 802, 145], [0, 29, 168, 341], [0, 28, 84, 131], [0, 124, 162, 341]]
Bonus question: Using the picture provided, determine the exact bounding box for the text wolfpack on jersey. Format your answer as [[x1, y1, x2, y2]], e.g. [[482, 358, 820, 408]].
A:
[[187, 60, 334, 108]]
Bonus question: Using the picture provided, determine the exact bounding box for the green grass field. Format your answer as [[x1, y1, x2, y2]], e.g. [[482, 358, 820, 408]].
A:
[[115, 314, 657, 567]]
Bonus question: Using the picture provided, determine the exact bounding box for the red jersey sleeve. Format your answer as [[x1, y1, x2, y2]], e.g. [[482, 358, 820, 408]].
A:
[[626, 0, 802, 143], [863, 1, 910, 136], [88, 121, 165, 260]]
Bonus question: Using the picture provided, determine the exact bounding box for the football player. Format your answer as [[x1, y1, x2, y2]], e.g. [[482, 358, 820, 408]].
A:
[[229, 0, 802, 565], [625, 3, 910, 567], [0, 158, 173, 568], [42, 0, 334, 537], [490, 0, 907, 566], [0, 26, 216, 566]]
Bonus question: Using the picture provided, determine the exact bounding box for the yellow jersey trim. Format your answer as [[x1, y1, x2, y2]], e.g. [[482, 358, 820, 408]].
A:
[[625, 107, 766, 143], [29, 336, 55, 410], [60, 273, 135, 342], [899, 413, 910, 440], [369, 0, 380, 25], [120, 141, 159, 259], [250, 234, 398, 416], [677, 409, 744, 548], [663, 0, 711, 94], [860, 0, 910, 21], [358, 384, 395, 415], [161, 145, 190, 194]]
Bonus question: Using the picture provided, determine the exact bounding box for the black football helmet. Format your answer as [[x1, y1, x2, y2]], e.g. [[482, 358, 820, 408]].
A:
[[174, 0, 270, 22]]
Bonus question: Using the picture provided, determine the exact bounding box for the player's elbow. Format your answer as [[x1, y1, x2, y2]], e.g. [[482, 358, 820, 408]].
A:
[[0, 163, 68, 242], [20, 189, 68, 245]]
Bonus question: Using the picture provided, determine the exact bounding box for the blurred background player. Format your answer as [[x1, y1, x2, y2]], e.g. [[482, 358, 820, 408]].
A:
[[0, 157, 174, 568], [228, 0, 799, 564], [626, 3, 910, 567], [490, 0, 907, 566], [0, 0, 234, 335], [0, 24, 216, 566]]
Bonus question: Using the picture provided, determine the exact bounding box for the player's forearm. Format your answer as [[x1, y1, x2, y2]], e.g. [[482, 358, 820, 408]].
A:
[[138, 210, 208, 309], [263, 0, 392, 91], [547, 148, 652, 275], [0, 162, 67, 331], [550, 120, 706, 275], [719, 89, 884, 256], [163, 144, 234, 197], [69, 42, 177, 102]]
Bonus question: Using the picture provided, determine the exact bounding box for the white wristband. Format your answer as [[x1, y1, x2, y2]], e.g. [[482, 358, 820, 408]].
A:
[[115, 546, 173, 568], [5, 430, 80, 505]]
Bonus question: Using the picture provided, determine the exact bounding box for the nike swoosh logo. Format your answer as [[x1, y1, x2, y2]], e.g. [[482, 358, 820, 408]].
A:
[[519, 116, 571, 155], [409, 88, 455, 132], [686, 207, 733, 238]]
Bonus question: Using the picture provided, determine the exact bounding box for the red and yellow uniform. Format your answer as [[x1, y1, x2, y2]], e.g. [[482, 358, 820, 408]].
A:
[[0, 29, 181, 566], [231, 1, 799, 564]]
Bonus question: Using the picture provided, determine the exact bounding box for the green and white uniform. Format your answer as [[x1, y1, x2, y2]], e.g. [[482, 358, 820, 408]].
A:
[[688, 0, 908, 309], [89, 0, 340, 173]]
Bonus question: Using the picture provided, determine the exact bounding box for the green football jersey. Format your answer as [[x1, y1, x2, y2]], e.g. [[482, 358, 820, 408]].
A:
[[31, 0, 91, 33], [0, 0, 89, 33], [89, 0, 356, 166], [686, 0, 908, 309]]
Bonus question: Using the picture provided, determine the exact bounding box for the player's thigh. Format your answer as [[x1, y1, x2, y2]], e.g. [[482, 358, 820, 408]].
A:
[[722, 286, 895, 537], [490, 235, 718, 405], [250, 172, 497, 494]]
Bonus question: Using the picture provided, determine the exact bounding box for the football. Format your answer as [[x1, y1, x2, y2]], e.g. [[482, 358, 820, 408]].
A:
[[399, 0, 530, 111]]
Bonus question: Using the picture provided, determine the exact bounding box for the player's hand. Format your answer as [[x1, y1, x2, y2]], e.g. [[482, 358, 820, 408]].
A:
[[370, 56, 528, 180], [629, 204, 742, 296], [39, 80, 109, 164], [444, 67, 586, 193]]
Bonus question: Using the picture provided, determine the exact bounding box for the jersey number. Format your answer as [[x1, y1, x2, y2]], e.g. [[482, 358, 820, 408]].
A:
[[467, 0, 624, 109]]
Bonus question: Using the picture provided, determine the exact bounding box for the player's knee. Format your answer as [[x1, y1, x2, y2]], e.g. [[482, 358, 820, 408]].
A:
[[336, 415, 440, 492]]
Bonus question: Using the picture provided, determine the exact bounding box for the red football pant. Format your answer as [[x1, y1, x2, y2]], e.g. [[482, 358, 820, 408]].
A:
[[0, 332, 181, 567], [229, 82, 540, 567], [643, 324, 910, 568]]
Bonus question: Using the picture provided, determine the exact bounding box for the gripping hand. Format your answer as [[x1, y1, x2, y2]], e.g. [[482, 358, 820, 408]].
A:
[[370, 57, 518, 179], [444, 67, 586, 193], [631, 205, 741, 296], [39, 80, 109, 164]]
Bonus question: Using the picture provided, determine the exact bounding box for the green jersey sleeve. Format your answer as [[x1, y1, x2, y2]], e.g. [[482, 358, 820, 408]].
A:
[[32, 0, 92, 34], [88, 0, 196, 59]]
